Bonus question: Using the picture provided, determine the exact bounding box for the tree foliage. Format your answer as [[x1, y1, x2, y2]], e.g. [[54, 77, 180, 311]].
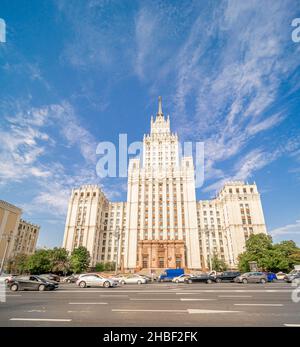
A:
[[238, 234, 300, 272], [70, 246, 90, 274], [211, 254, 228, 272], [26, 249, 52, 274], [49, 247, 70, 274], [94, 262, 116, 272], [6, 253, 29, 274]]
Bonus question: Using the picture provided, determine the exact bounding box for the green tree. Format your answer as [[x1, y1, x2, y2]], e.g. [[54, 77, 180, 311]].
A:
[[211, 254, 227, 272], [70, 246, 90, 274], [95, 262, 105, 272], [6, 253, 29, 274], [49, 248, 70, 275], [26, 249, 52, 274], [238, 234, 300, 272]]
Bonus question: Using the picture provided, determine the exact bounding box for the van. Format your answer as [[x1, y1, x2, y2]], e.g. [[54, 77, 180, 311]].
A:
[[158, 268, 184, 282]]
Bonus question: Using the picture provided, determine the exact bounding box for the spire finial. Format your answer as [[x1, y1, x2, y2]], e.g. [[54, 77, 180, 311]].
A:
[[158, 96, 163, 115]]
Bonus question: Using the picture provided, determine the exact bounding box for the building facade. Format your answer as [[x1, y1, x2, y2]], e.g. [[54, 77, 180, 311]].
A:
[[12, 219, 40, 256], [0, 200, 40, 269], [63, 98, 267, 271], [0, 200, 22, 267]]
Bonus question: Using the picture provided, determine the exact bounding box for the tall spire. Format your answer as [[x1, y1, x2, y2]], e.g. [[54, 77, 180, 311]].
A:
[[158, 96, 163, 116]]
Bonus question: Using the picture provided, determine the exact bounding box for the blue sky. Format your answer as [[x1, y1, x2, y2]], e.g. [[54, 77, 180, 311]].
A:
[[0, 0, 300, 248]]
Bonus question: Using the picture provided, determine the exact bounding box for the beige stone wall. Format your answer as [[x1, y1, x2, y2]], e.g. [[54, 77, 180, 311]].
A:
[[12, 219, 40, 256], [197, 181, 268, 269], [0, 200, 22, 265]]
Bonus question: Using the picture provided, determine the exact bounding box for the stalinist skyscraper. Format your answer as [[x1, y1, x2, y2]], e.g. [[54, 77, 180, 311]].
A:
[[63, 97, 267, 271], [124, 97, 201, 270]]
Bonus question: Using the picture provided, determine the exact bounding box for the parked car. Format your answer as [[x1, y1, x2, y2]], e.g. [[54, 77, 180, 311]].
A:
[[285, 271, 300, 283], [185, 273, 215, 284], [172, 274, 193, 283], [62, 274, 78, 283], [158, 268, 184, 282], [234, 272, 268, 284], [110, 274, 128, 282], [119, 274, 148, 285], [212, 271, 241, 283], [76, 274, 117, 288], [8, 275, 57, 291], [40, 273, 60, 282], [276, 272, 287, 280]]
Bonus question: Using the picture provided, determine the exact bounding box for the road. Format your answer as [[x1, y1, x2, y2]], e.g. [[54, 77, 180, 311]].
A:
[[0, 281, 299, 327]]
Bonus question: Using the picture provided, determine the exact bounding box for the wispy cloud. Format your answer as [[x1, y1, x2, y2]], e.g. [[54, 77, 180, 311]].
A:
[[270, 219, 300, 241]]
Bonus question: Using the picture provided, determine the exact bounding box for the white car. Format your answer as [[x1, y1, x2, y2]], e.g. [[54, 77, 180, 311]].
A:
[[76, 274, 117, 288], [119, 274, 147, 285], [172, 274, 193, 283], [276, 272, 287, 280]]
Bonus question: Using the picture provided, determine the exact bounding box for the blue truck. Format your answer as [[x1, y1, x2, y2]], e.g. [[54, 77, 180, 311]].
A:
[[158, 268, 184, 282]]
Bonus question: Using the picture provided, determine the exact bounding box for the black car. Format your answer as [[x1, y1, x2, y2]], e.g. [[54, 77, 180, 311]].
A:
[[213, 271, 241, 283], [63, 274, 78, 283], [8, 275, 57, 291], [41, 273, 60, 282], [185, 274, 215, 284]]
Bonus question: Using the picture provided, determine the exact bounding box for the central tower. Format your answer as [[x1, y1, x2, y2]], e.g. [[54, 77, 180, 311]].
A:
[[123, 97, 201, 271]]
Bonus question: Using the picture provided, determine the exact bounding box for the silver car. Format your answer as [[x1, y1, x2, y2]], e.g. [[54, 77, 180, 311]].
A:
[[235, 272, 268, 284], [119, 274, 147, 285], [76, 274, 117, 288]]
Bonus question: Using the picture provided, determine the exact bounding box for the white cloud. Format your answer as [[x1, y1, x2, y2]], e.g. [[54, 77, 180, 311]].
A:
[[270, 220, 300, 238]]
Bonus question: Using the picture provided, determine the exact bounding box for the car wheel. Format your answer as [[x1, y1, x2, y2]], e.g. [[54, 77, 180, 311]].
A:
[[175, 279, 179, 284], [207, 279, 212, 284], [79, 281, 86, 288], [67, 279, 71, 283], [216, 278, 222, 283], [260, 278, 266, 284], [10, 284, 18, 292], [103, 281, 110, 288], [120, 280, 125, 285], [242, 278, 248, 284], [137, 280, 142, 285], [38, 284, 46, 291]]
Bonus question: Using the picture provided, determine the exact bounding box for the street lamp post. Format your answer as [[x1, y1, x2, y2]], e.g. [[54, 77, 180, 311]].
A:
[[114, 226, 121, 275], [0, 232, 13, 275]]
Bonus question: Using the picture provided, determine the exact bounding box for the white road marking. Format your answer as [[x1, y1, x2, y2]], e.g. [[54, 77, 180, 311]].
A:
[[5, 295, 22, 297], [284, 324, 300, 327], [112, 309, 186, 313], [234, 303, 283, 307], [180, 298, 216, 301], [112, 308, 241, 314], [176, 290, 292, 293], [188, 309, 242, 314], [10, 318, 71, 322], [130, 298, 178, 301], [137, 292, 174, 295], [53, 289, 292, 293], [27, 310, 46, 313], [218, 295, 252, 298], [69, 302, 107, 305]]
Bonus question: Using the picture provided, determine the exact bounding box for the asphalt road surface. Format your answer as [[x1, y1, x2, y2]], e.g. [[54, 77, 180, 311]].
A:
[[0, 281, 299, 327]]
